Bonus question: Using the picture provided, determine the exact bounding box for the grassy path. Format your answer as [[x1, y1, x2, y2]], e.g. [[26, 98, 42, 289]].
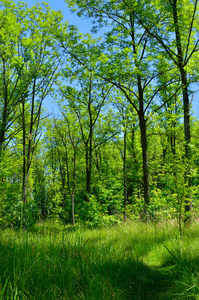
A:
[[0, 221, 199, 299]]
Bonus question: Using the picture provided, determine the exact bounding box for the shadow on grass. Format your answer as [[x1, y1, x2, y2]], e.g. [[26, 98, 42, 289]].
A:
[[0, 224, 197, 300], [82, 253, 175, 300], [159, 250, 199, 299], [0, 239, 175, 300]]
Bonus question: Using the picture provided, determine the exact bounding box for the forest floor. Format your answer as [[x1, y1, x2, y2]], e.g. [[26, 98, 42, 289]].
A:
[[0, 220, 199, 299]]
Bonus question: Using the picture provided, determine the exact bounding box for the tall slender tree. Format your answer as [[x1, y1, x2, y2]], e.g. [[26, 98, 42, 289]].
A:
[[134, 0, 199, 217]]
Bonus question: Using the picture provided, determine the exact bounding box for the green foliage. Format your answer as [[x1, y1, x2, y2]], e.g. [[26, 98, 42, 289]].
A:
[[0, 200, 39, 230], [10, 201, 39, 229], [77, 194, 121, 227]]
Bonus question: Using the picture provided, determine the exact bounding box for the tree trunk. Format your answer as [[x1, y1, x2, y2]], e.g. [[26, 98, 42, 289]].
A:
[[137, 73, 150, 217], [181, 69, 192, 219], [0, 61, 8, 158], [86, 79, 93, 201], [130, 13, 150, 216], [139, 110, 150, 216], [22, 100, 27, 204], [172, 0, 192, 219], [86, 124, 93, 201], [85, 143, 91, 201], [71, 149, 76, 226], [22, 79, 36, 204], [123, 129, 127, 221]]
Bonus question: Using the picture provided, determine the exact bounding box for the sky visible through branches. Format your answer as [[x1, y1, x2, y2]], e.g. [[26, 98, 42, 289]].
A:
[[12, 0, 199, 118]]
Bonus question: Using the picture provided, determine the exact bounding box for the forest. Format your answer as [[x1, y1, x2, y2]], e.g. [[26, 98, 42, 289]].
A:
[[0, 0, 199, 230], [1, 0, 199, 299]]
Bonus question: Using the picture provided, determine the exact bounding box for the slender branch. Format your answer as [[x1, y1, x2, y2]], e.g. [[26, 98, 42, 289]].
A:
[[185, 0, 198, 63], [139, 33, 148, 61], [185, 39, 199, 65], [92, 131, 120, 151], [146, 85, 182, 122], [144, 79, 180, 113], [135, 13, 178, 65]]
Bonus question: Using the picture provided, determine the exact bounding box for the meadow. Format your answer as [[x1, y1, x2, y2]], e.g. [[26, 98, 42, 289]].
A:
[[0, 220, 199, 300]]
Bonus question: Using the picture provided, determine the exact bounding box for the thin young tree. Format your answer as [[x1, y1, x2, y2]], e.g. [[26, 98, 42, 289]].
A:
[[135, 0, 199, 218]]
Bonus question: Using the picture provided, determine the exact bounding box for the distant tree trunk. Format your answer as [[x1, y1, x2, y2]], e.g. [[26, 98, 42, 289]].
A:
[[71, 149, 76, 226], [67, 137, 77, 226], [22, 100, 27, 204], [85, 78, 93, 201], [0, 60, 8, 158], [123, 129, 127, 221], [85, 141, 92, 201], [57, 147, 67, 206]]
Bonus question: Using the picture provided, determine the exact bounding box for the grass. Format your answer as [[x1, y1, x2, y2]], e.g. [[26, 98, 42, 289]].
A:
[[0, 220, 199, 299]]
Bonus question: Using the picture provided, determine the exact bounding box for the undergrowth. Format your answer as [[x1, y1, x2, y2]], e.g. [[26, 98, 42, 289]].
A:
[[0, 220, 199, 299]]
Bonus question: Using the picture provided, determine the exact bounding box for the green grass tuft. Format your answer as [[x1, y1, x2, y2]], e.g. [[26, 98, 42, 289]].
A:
[[0, 221, 199, 299]]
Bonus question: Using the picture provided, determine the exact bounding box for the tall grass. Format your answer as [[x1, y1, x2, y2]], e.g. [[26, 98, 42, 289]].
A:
[[0, 220, 199, 299]]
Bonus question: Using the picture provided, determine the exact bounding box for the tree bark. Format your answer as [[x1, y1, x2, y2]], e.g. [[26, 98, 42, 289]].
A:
[[123, 129, 127, 221], [22, 78, 37, 204], [172, 0, 192, 218], [130, 13, 150, 216], [71, 149, 76, 226], [22, 100, 27, 204], [0, 60, 8, 157], [138, 108, 150, 214], [85, 142, 92, 200]]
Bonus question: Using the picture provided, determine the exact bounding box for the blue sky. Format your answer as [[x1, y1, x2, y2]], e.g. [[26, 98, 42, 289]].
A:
[[14, 0, 92, 33]]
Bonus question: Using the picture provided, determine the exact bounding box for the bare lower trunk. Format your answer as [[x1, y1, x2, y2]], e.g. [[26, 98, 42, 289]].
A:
[[181, 70, 192, 220], [22, 101, 27, 204], [123, 130, 127, 221], [71, 192, 75, 226], [86, 141, 92, 201], [0, 61, 8, 158], [137, 74, 150, 217], [139, 112, 150, 218], [71, 149, 76, 226]]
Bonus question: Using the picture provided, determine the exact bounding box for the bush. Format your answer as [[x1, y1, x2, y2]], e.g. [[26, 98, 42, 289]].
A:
[[0, 200, 39, 230]]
